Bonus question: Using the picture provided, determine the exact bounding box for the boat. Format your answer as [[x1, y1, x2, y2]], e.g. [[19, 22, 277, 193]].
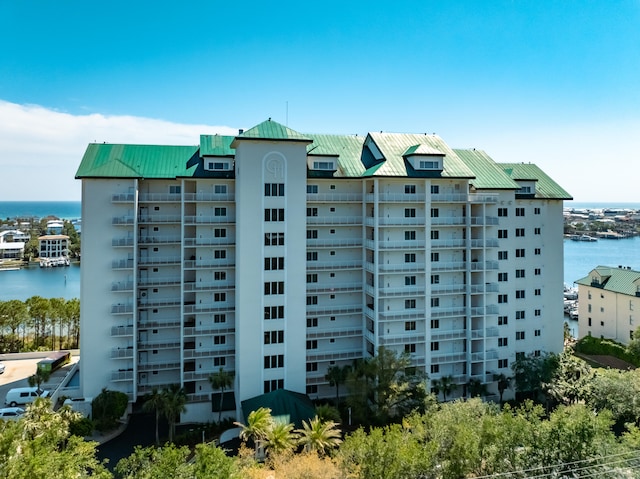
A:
[[570, 234, 598, 242], [39, 257, 70, 268]]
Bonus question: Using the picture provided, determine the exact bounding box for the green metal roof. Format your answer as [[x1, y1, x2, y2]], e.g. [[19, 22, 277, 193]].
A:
[[75, 143, 199, 178], [200, 134, 235, 157], [234, 119, 312, 143], [500, 163, 572, 199], [306, 134, 366, 177], [365, 132, 476, 178], [403, 144, 445, 156], [240, 389, 316, 428], [575, 266, 640, 297], [454, 149, 520, 190]]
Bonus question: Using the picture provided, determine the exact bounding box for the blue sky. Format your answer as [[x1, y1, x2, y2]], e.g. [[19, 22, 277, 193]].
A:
[[1, 0, 639, 202]]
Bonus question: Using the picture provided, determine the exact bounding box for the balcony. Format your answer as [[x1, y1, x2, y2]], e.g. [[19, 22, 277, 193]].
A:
[[138, 193, 182, 202], [378, 286, 425, 297], [376, 193, 427, 202], [138, 340, 181, 350], [468, 194, 498, 204], [111, 304, 134, 314], [430, 261, 465, 272], [112, 216, 135, 226], [184, 260, 236, 269], [112, 237, 134, 247], [112, 193, 135, 203], [183, 326, 235, 337], [470, 216, 499, 226], [138, 360, 181, 372], [306, 238, 363, 248], [367, 239, 427, 250], [183, 347, 235, 359], [470, 238, 499, 248], [184, 281, 235, 292], [305, 305, 363, 316], [111, 325, 134, 337], [431, 352, 466, 364], [184, 238, 235, 247], [379, 334, 425, 346], [431, 306, 466, 318], [378, 310, 425, 320], [431, 284, 466, 295], [376, 217, 426, 226], [306, 282, 362, 293], [431, 193, 468, 203], [430, 217, 466, 226], [138, 319, 181, 329], [430, 329, 467, 341], [306, 216, 362, 226], [138, 277, 181, 287], [307, 193, 363, 202], [139, 236, 182, 245], [183, 215, 235, 225], [111, 370, 134, 382], [112, 259, 134, 270], [306, 260, 362, 271], [378, 263, 425, 273], [138, 298, 182, 308], [306, 348, 362, 362], [183, 192, 235, 202], [138, 256, 182, 266], [470, 283, 499, 293], [431, 239, 466, 249], [111, 348, 134, 359], [111, 281, 134, 292], [183, 304, 234, 314], [306, 327, 363, 339], [139, 215, 182, 224]]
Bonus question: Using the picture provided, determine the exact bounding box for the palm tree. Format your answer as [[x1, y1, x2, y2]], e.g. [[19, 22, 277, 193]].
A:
[[161, 384, 187, 443], [142, 388, 165, 445], [234, 406, 274, 455], [325, 365, 351, 404], [209, 367, 234, 423], [467, 378, 487, 398], [28, 367, 51, 390], [296, 415, 342, 456], [432, 375, 457, 402], [495, 373, 512, 404], [263, 421, 297, 457]]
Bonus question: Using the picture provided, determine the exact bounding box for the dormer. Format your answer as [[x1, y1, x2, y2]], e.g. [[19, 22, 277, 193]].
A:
[[199, 134, 236, 173], [403, 144, 445, 172], [590, 268, 610, 288], [515, 180, 536, 197], [633, 277, 640, 297], [307, 155, 338, 172], [204, 159, 233, 171]]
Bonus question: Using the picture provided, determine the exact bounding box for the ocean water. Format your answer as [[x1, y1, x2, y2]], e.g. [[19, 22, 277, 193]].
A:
[[0, 201, 81, 220], [0, 264, 81, 301]]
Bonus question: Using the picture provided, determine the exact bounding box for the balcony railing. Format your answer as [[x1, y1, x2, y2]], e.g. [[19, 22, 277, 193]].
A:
[[307, 193, 363, 202], [138, 193, 182, 202], [139, 236, 182, 244], [112, 193, 135, 203], [183, 192, 235, 202], [111, 325, 134, 337], [183, 215, 236, 225], [306, 260, 362, 271], [139, 215, 182, 224], [137, 256, 182, 266], [306, 216, 362, 225], [306, 238, 363, 248]]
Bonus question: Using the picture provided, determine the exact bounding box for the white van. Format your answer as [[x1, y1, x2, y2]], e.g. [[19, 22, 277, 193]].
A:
[[4, 387, 50, 407]]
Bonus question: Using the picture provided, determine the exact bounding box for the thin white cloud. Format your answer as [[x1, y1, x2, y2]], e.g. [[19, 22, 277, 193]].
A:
[[0, 100, 238, 201]]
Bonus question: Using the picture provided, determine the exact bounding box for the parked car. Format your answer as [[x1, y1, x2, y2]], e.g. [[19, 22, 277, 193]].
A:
[[0, 407, 25, 420], [4, 387, 49, 407], [0, 362, 5, 374]]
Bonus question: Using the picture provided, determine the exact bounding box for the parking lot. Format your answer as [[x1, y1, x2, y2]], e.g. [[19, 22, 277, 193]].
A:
[[0, 354, 79, 406]]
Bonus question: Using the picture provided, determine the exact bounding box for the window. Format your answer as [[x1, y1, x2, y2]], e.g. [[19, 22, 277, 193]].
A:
[[405, 321, 417, 331], [498, 229, 508, 239], [214, 292, 226, 302], [214, 250, 226, 259], [516, 290, 525, 299], [515, 228, 525, 237], [535, 268, 541, 275], [306, 296, 318, 305], [307, 230, 318, 239], [430, 342, 440, 351], [404, 185, 416, 194], [431, 230, 439, 240], [208, 161, 230, 170], [431, 297, 440, 307], [214, 314, 226, 323], [430, 208, 439, 218], [307, 184, 318, 194], [307, 274, 318, 283], [214, 271, 226, 281], [307, 207, 318, 217], [431, 274, 440, 284], [264, 281, 285, 295], [431, 319, 440, 328], [516, 269, 525, 278], [405, 299, 416, 309], [214, 228, 226, 238], [498, 316, 508, 325], [431, 185, 439, 194], [313, 161, 334, 170], [405, 275, 416, 285], [534, 207, 540, 214], [516, 311, 526, 320], [535, 309, 541, 316], [498, 251, 508, 260], [430, 364, 439, 374], [535, 288, 541, 296], [498, 272, 508, 282], [516, 249, 525, 258], [404, 208, 416, 218], [214, 335, 226, 345], [498, 359, 509, 368], [405, 344, 417, 353], [498, 208, 508, 217], [515, 352, 525, 360], [264, 306, 285, 320], [405, 230, 416, 240], [265, 232, 285, 245], [535, 329, 541, 337], [307, 251, 318, 261], [516, 208, 525, 216], [306, 340, 318, 349], [420, 160, 439, 169], [516, 331, 525, 340], [264, 330, 285, 344], [431, 252, 439, 262], [214, 207, 227, 217], [498, 337, 508, 347], [534, 248, 541, 255], [169, 185, 181, 194], [405, 253, 416, 263], [498, 294, 508, 304], [306, 362, 318, 372], [534, 227, 541, 235], [264, 257, 285, 270], [265, 183, 285, 196], [214, 184, 227, 194], [307, 317, 318, 327], [265, 379, 285, 393], [213, 357, 226, 367], [264, 354, 284, 369], [265, 208, 285, 221]]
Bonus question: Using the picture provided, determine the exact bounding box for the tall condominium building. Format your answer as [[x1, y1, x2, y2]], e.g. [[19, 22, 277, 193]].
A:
[[76, 119, 571, 421]]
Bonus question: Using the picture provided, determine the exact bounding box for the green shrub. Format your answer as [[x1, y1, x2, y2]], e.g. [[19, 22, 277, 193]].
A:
[[575, 336, 640, 366], [92, 388, 128, 431], [69, 417, 94, 437]]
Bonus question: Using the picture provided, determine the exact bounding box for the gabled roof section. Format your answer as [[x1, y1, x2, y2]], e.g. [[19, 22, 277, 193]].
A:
[[240, 389, 316, 428], [305, 134, 366, 177], [365, 132, 475, 178], [454, 149, 520, 190], [500, 163, 572, 199], [75, 144, 199, 179], [234, 119, 312, 143], [575, 266, 640, 296], [200, 134, 235, 157], [403, 144, 445, 156]]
